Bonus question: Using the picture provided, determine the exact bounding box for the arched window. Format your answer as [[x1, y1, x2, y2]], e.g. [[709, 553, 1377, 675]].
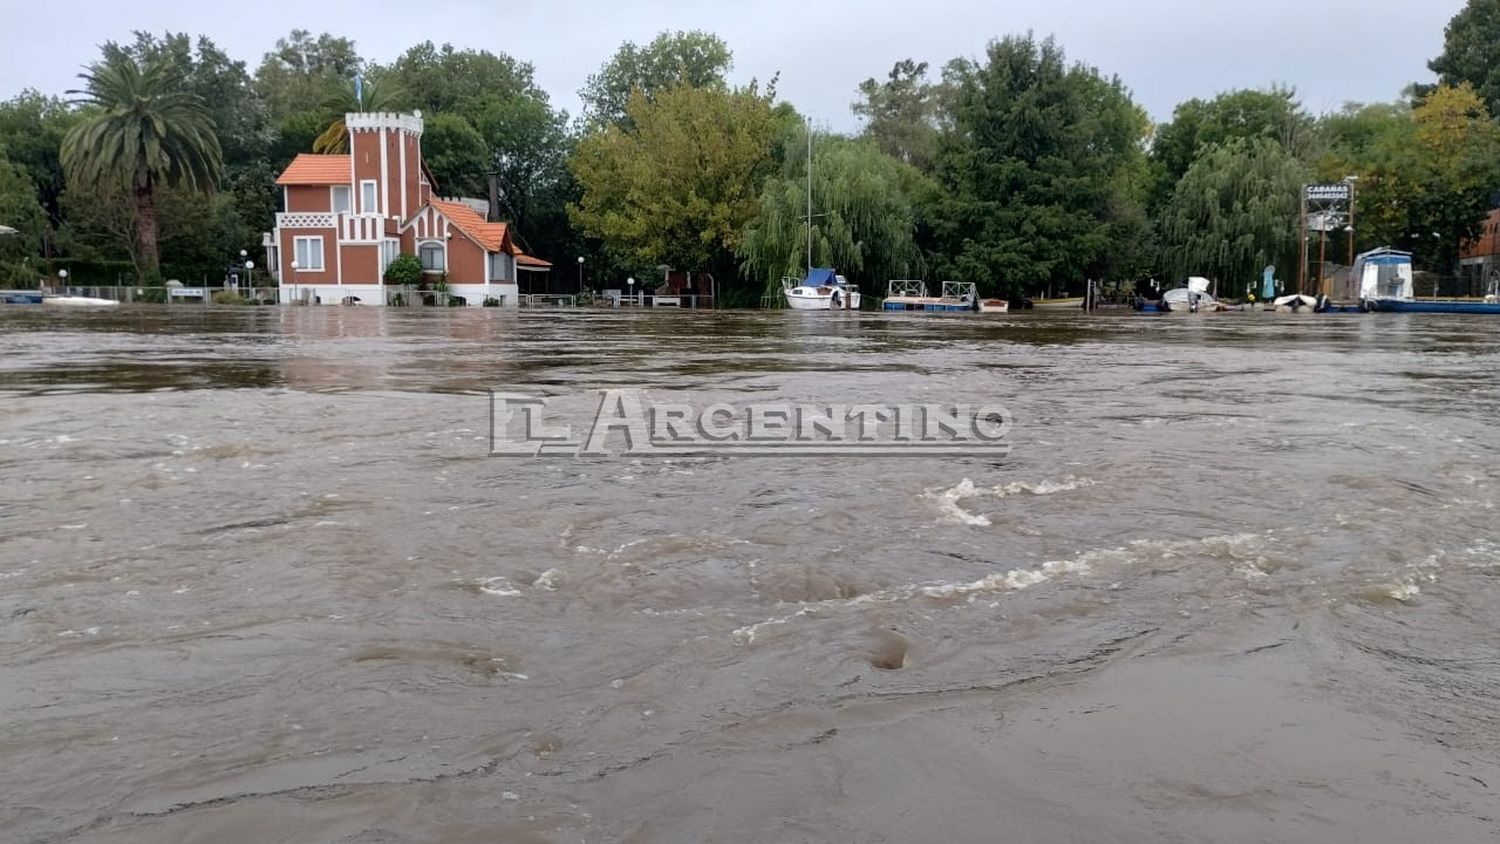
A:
[[419, 241, 445, 272]]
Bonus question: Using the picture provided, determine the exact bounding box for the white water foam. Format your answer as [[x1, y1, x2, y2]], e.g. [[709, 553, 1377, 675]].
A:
[[924, 476, 1100, 526]]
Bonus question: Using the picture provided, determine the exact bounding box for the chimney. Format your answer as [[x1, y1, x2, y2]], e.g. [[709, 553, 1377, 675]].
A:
[[487, 172, 501, 223]]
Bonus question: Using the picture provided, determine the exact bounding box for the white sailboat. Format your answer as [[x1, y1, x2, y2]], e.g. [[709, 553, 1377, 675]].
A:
[[781, 120, 859, 311]]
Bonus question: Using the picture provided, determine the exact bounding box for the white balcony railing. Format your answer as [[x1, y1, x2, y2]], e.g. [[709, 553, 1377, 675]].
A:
[[276, 212, 335, 230], [340, 213, 387, 243]]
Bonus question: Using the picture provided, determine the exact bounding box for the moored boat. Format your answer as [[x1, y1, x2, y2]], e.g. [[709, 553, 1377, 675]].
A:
[[979, 298, 1010, 314], [1354, 247, 1500, 313], [783, 268, 861, 311], [44, 295, 120, 307], [882, 280, 979, 313]]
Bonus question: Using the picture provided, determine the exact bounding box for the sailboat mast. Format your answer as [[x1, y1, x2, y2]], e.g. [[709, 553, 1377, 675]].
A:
[[806, 118, 813, 276]]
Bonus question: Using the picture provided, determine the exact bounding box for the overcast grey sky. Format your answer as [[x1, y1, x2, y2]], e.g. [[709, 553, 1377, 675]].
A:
[[0, 0, 1468, 129]]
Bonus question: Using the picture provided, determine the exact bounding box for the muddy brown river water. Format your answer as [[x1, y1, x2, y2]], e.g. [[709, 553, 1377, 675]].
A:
[[1, 306, 1497, 843]]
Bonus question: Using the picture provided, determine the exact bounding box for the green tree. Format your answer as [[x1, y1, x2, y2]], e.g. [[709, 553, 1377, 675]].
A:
[[852, 59, 941, 171], [422, 113, 489, 197], [474, 94, 575, 255], [61, 51, 224, 282], [580, 31, 733, 128], [253, 30, 364, 125], [929, 34, 1151, 299], [1149, 87, 1315, 214], [1158, 138, 1307, 290], [739, 128, 928, 298], [311, 77, 406, 154], [0, 92, 78, 254], [1429, 0, 1500, 116], [382, 42, 541, 116], [570, 83, 777, 281], [1355, 85, 1500, 272], [0, 160, 48, 283]]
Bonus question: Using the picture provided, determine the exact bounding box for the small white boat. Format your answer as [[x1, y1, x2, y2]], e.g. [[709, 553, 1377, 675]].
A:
[[783, 268, 861, 311], [44, 295, 119, 307], [1272, 294, 1320, 313], [1030, 296, 1085, 310], [1161, 278, 1220, 312], [979, 299, 1010, 314]]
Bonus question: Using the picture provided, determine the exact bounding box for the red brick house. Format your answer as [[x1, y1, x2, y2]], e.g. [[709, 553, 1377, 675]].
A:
[[262, 111, 551, 306], [1460, 208, 1500, 295]]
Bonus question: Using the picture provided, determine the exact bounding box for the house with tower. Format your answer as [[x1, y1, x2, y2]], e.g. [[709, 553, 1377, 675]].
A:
[[262, 110, 551, 306]]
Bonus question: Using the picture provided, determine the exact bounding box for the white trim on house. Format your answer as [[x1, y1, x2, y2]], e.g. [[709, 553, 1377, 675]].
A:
[[294, 236, 326, 271], [379, 127, 389, 219], [399, 132, 408, 221]]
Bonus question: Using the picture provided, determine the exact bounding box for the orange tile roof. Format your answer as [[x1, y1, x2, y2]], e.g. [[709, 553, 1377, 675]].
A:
[[430, 199, 512, 253], [517, 251, 552, 269], [276, 154, 351, 186]]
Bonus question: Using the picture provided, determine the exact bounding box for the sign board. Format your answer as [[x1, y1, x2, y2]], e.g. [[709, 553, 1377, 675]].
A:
[[1305, 184, 1351, 202], [168, 287, 207, 299]]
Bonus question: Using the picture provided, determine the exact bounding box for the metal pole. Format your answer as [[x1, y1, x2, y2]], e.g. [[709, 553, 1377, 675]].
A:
[[1317, 225, 1327, 296], [806, 117, 813, 276], [1298, 188, 1308, 295], [1348, 182, 1356, 268]]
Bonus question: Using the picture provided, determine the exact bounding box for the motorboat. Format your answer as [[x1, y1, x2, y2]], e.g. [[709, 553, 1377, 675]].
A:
[[979, 298, 1010, 314], [1356, 247, 1500, 313], [1272, 294, 1321, 313], [783, 268, 861, 311], [1160, 279, 1220, 312], [44, 295, 119, 307]]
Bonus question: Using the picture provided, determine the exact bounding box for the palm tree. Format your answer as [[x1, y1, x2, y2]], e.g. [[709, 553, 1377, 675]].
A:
[[312, 78, 406, 154], [61, 53, 222, 282]]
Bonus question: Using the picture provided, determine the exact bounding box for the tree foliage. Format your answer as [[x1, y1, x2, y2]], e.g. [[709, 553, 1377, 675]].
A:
[[1159, 138, 1307, 289], [1349, 85, 1500, 272], [929, 34, 1151, 298], [1429, 0, 1500, 116], [61, 51, 224, 281], [570, 83, 777, 279], [852, 60, 942, 171], [739, 128, 929, 297], [1149, 87, 1315, 214], [580, 31, 733, 128]]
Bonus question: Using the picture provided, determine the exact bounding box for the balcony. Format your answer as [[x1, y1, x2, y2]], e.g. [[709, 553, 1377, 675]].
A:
[[275, 212, 335, 230]]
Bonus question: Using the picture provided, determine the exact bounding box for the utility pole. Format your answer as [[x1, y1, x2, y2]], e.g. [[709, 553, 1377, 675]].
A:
[[1298, 186, 1308, 296]]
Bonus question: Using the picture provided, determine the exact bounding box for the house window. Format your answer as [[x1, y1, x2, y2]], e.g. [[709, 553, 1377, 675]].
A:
[[381, 240, 399, 273], [360, 180, 378, 214], [489, 253, 508, 281], [419, 242, 445, 272], [293, 236, 325, 271], [331, 185, 351, 214]]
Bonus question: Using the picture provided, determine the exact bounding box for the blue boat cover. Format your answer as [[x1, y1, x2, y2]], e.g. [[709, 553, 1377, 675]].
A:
[[805, 268, 840, 287]]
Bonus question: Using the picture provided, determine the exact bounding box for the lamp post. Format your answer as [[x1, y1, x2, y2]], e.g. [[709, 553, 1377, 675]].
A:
[[57, 268, 67, 294], [577, 256, 585, 295], [290, 260, 299, 305], [244, 260, 254, 295], [238, 249, 249, 292], [627, 276, 636, 306]]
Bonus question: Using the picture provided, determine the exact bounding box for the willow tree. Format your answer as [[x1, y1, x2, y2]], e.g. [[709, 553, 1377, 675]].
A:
[[569, 82, 777, 279], [61, 51, 223, 282], [1159, 137, 1306, 290], [739, 127, 928, 299]]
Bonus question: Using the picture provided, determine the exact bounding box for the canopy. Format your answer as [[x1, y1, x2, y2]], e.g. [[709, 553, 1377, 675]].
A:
[[1187, 277, 1211, 293], [805, 268, 840, 287]]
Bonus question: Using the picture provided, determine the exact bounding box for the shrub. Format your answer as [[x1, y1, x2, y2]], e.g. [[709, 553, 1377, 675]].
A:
[[384, 253, 423, 286], [212, 291, 249, 305], [482, 296, 501, 307]]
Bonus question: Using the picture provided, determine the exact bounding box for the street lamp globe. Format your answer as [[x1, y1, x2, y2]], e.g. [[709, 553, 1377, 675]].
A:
[[58, 269, 68, 280], [239, 249, 248, 259], [290, 261, 299, 271], [577, 256, 585, 265], [245, 260, 254, 270]]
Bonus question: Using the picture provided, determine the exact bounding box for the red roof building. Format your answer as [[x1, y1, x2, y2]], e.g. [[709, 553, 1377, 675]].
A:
[[261, 112, 551, 306]]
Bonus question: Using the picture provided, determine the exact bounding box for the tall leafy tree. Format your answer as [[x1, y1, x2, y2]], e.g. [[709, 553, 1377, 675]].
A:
[[929, 34, 1151, 298], [570, 82, 777, 281], [1158, 137, 1307, 291], [421, 113, 488, 197], [852, 60, 942, 172], [311, 78, 406, 154], [739, 126, 929, 298], [1354, 84, 1500, 272], [253, 30, 364, 125], [61, 51, 224, 281], [1429, 0, 1500, 117], [580, 31, 733, 128], [1148, 87, 1315, 214], [382, 43, 541, 116], [0, 160, 48, 283], [0, 92, 78, 253]]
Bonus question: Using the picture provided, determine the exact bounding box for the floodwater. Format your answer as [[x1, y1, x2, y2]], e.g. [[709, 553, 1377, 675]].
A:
[[1, 306, 1498, 844]]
